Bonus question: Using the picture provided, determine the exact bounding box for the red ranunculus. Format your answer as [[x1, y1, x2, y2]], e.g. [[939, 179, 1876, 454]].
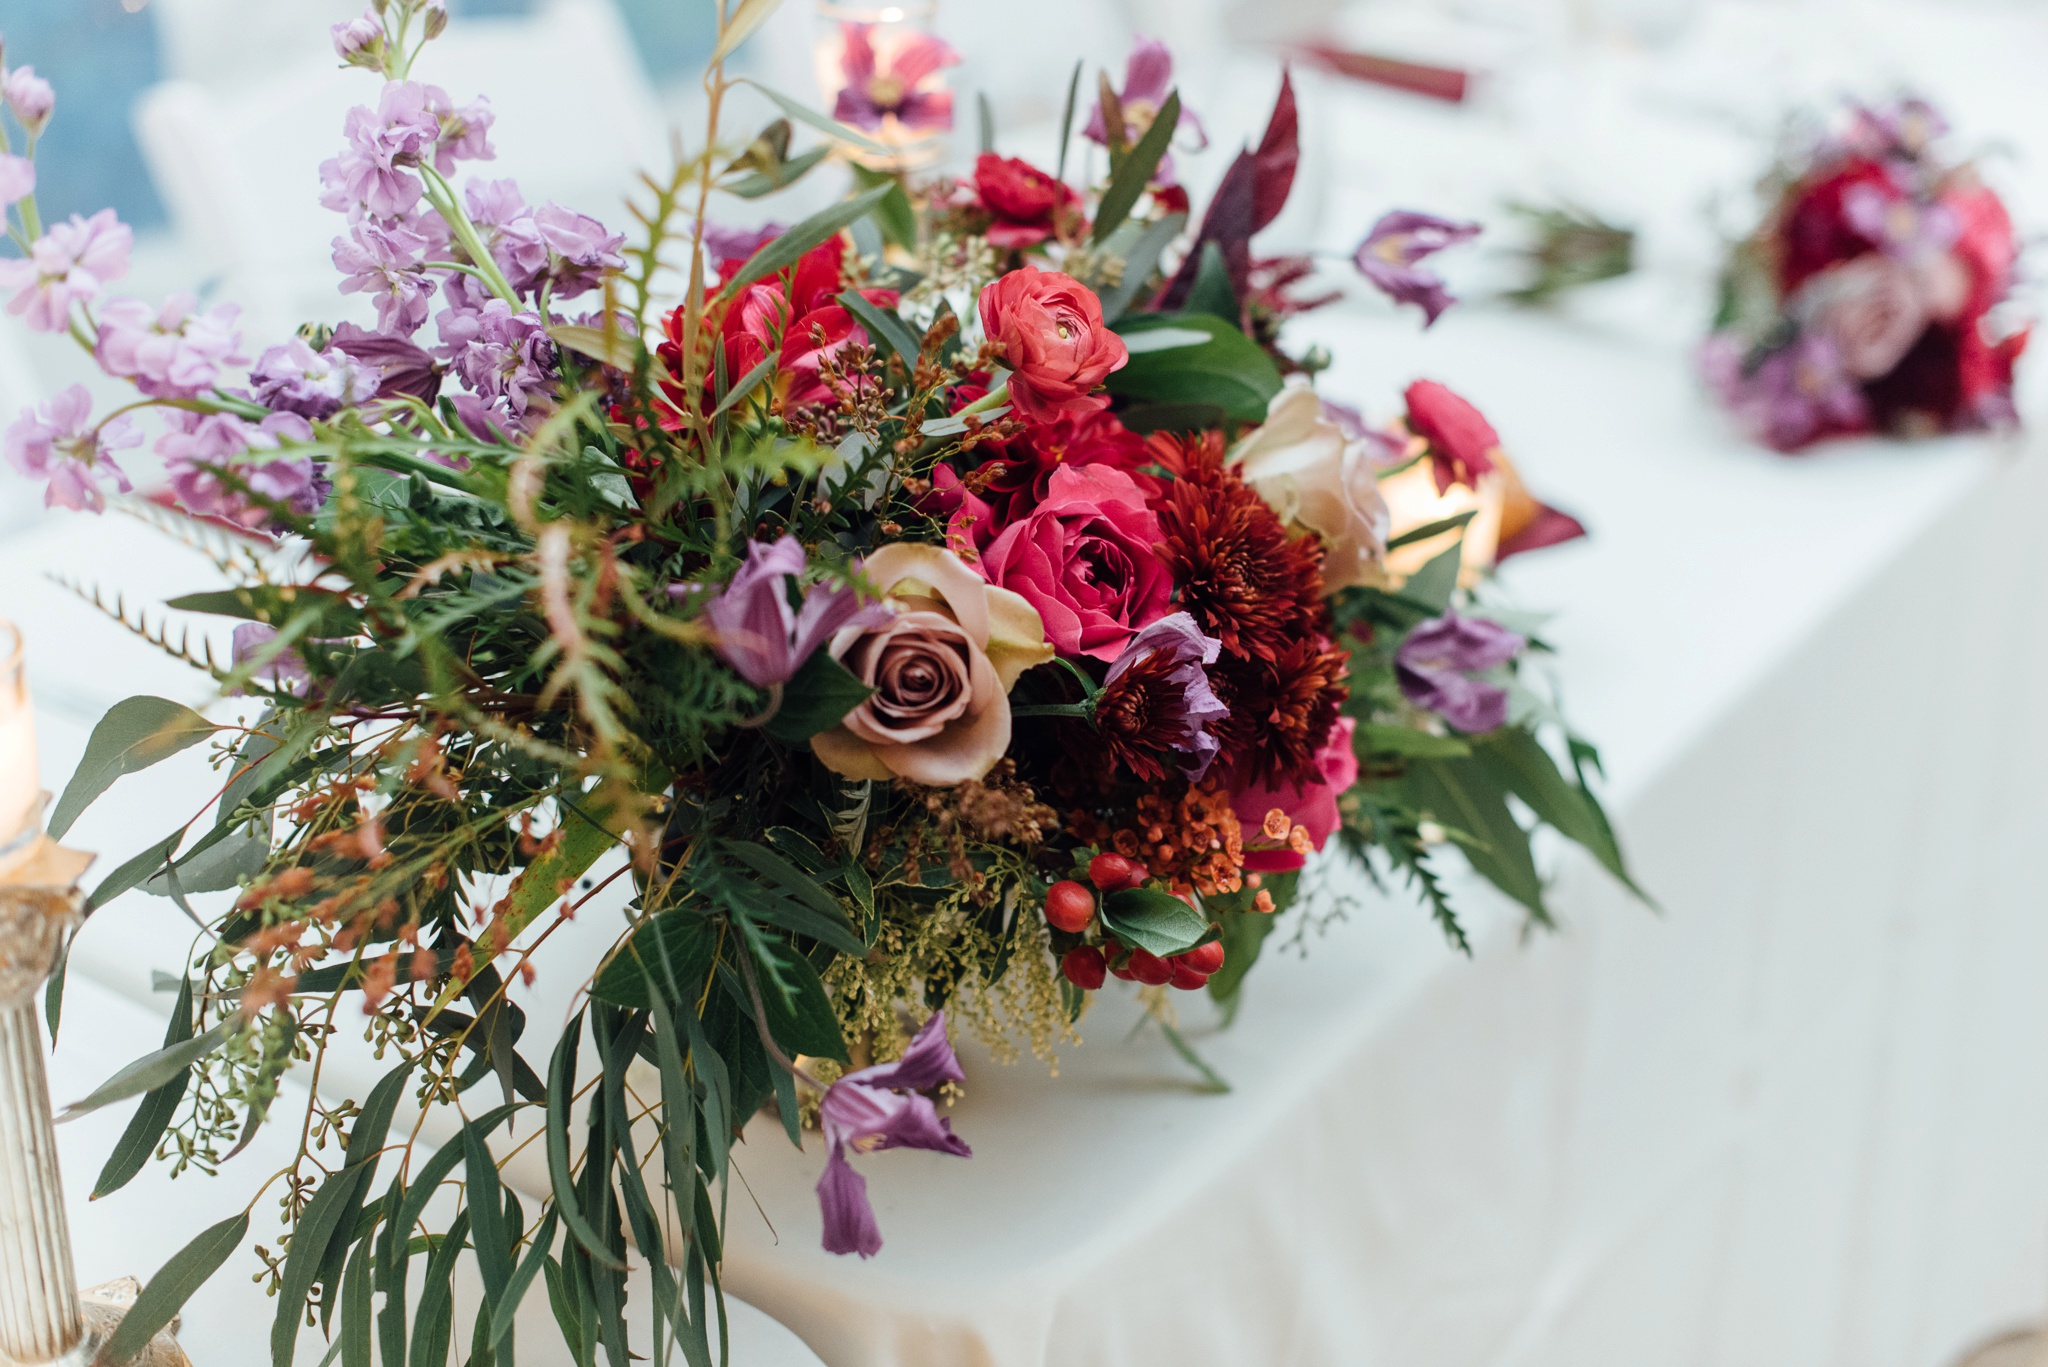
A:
[[973, 153, 1079, 250], [1777, 158, 1896, 295], [977, 267, 1128, 424], [1404, 379, 1499, 494], [974, 463, 1171, 661], [1232, 716, 1358, 873]]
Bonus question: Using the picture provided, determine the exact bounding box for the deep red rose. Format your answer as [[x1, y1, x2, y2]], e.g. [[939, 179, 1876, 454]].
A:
[[977, 267, 1128, 424], [971, 409, 1155, 524], [973, 153, 1080, 250], [976, 463, 1171, 661], [1777, 158, 1896, 296], [1944, 182, 2018, 324], [1404, 379, 1499, 494]]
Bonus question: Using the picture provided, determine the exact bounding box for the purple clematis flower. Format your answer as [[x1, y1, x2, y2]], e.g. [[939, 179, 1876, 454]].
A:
[[1699, 331, 1868, 453], [329, 322, 444, 403], [1100, 611, 1228, 780], [1351, 210, 1481, 327], [0, 209, 132, 333], [95, 293, 247, 399], [3, 384, 139, 513], [1083, 36, 1208, 182], [1396, 611, 1524, 734], [816, 1011, 971, 1259], [833, 23, 959, 134], [691, 535, 887, 690]]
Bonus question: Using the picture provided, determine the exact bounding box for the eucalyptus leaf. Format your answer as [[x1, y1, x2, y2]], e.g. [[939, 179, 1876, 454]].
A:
[[1098, 212, 1186, 323], [57, 1020, 233, 1123], [91, 977, 196, 1199], [733, 79, 891, 156], [717, 184, 894, 300], [722, 145, 830, 199], [49, 696, 219, 840], [99, 1213, 247, 1366], [710, 0, 782, 63], [142, 822, 269, 897]]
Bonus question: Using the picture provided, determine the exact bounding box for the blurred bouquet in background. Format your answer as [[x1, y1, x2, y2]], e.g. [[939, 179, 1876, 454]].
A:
[[1, 2, 1637, 1360], [1703, 97, 2027, 452]]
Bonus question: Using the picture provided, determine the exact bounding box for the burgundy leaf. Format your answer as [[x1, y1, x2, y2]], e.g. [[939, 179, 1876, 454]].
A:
[[1250, 69, 1298, 235]]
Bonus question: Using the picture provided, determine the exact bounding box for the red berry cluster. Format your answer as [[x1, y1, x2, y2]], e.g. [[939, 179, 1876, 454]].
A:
[[1043, 853, 1225, 994]]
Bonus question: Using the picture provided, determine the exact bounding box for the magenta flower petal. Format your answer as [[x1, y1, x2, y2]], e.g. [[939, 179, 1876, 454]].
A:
[[817, 1150, 883, 1258]]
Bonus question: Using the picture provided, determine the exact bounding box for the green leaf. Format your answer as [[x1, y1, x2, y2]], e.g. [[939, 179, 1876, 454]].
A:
[[1099, 211, 1188, 323], [1183, 241, 1239, 322], [1384, 510, 1476, 551], [735, 78, 891, 156], [547, 322, 640, 371], [1107, 312, 1281, 425], [592, 912, 716, 1011], [273, 1165, 373, 1367], [764, 651, 873, 744], [87, 830, 182, 912], [722, 145, 830, 199], [850, 166, 917, 250], [487, 1208, 559, 1353], [57, 1020, 233, 1122], [836, 289, 924, 365], [1400, 542, 1463, 615], [719, 841, 866, 954], [142, 822, 268, 897], [1099, 886, 1209, 957], [408, 1210, 469, 1367], [545, 1021, 628, 1270], [717, 184, 893, 301], [340, 1235, 374, 1367], [1158, 1019, 1230, 1093], [1357, 723, 1470, 759], [49, 697, 219, 840], [463, 1123, 513, 1313], [1055, 59, 1082, 182], [166, 586, 360, 636], [1473, 728, 1647, 901], [977, 90, 995, 154], [91, 977, 196, 1199], [1093, 90, 1180, 244], [99, 1212, 247, 1366], [711, 354, 779, 420], [1400, 755, 1548, 922], [1119, 326, 1213, 354], [711, 0, 782, 63], [756, 950, 848, 1063]]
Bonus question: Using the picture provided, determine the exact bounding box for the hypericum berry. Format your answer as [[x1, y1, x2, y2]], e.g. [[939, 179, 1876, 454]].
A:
[[1061, 946, 1107, 990], [1126, 947, 1173, 986], [1168, 962, 1209, 991], [1088, 851, 1133, 890], [1123, 859, 1149, 888], [1045, 880, 1096, 933], [1108, 957, 1137, 981], [1178, 941, 1225, 976]]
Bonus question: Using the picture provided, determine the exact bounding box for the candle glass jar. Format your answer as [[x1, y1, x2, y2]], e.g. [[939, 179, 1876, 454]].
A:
[[813, 1, 954, 172], [0, 622, 38, 877]]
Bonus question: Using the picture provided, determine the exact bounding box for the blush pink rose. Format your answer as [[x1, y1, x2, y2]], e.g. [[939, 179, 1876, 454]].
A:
[[974, 464, 1172, 662], [976, 266, 1128, 423], [1232, 716, 1359, 873]]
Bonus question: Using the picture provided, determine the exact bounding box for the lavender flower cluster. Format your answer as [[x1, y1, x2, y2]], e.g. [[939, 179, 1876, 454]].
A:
[[0, 2, 628, 526]]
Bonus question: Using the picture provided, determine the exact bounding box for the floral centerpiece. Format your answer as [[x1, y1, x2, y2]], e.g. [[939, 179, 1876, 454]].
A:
[[2, 5, 1635, 1362], [1703, 97, 2027, 452]]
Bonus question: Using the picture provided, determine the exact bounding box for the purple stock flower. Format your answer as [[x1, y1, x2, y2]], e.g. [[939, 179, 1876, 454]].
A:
[[816, 1012, 971, 1259], [438, 300, 558, 422], [462, 178, 548, 296], [250, 337, 379, 418], [329, 322, 444, 402], [1700, 331, 1868, 453], [0, 154, 33, 207], [0, 209, 132, 332], [694, 535, 887, 689], [331, 13, 386, 69], [833, 23, 959, 134], [1843, 182, 1958, 263], [334, 218, 438, 335], [1352, 210, 1482, 327], [425, 88, 495, 174], [534, 204, 625, 298], [4, 66, 54, 135], [230, 623, 311, 695], [319, 82, 442, 221], [3, 384, 138, 512], [1083, 37, 1208, 181], [1396, 611, 1525, 734], [161, 410, 324, 530], [95, 293, 247, 399], [1100, 611, 1228, 780]]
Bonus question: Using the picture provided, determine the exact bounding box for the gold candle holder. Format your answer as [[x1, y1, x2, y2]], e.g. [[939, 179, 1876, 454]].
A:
[[0, 622, 188, 1367]]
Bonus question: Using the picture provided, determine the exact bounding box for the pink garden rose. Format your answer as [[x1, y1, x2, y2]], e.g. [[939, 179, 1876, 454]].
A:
[[971, 464, 1172, 662], [1232, 716, 1358, 873]]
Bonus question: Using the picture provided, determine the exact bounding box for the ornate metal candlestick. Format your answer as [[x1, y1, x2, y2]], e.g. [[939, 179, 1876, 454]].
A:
[[0, 622, 188, 1367]]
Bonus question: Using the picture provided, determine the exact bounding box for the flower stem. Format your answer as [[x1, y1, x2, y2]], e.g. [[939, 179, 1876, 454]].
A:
[[1010, 701, 1095, 720], [418, 165, 521, 308]]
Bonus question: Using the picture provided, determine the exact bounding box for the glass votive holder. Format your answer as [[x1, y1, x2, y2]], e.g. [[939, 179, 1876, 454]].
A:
[[813, 1, 956, 172], [0, 621, 41, 876]]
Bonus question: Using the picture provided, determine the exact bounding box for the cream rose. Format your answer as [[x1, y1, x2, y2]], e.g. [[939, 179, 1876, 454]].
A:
[[810, 543, 1053, 785], [1796, 254, 1928, 379], [1232, 376, 1392, 592]]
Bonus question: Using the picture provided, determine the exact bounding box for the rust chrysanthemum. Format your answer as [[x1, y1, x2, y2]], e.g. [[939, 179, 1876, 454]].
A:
[[1150, 431, 1329, 665], [1212, 637, 1350, 788]]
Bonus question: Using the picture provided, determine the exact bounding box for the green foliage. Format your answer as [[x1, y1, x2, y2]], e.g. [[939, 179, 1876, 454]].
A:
[[1108, 312, 1283, 423]]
